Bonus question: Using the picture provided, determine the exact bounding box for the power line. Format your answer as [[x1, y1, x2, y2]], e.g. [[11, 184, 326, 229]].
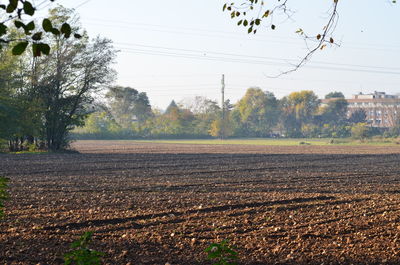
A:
[[75, 0, 92, 9], [35, 0, 48, 9], [84, 17, 300, 42], [115, 42, 400, 71], [84, 21, 304, 47], [121, 84, 268, 93], [127, 83, 217, 88], [116, 72, 400, 87], [86, 19, 400, 52], [36, 0, 54, 11], [84, 17, 400, 51], [117, 47, 400, 76]]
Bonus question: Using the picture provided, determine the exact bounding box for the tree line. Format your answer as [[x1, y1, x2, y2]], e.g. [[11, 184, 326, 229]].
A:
[[73, 88, 400, 141]]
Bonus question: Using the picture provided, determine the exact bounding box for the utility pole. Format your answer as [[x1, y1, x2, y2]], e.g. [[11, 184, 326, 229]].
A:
[[221, 74, 225, 140]]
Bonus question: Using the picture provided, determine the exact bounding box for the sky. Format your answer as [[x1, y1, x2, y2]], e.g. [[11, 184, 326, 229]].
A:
[[36, 0, 400, 109]]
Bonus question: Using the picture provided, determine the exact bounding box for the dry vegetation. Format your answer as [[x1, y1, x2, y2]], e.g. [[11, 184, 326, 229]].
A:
[[1, 141, 400, 264]]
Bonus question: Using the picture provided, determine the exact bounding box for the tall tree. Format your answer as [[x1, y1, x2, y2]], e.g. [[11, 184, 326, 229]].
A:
[[233, 87, 280, 137], [320, 98, 348, 125], [280, 90, 320, 137], [147, 103, 195, 137], [180, 96, 220, 115], [325, 91, 345, 99], [180, 96, 221, 136], [0, 36, 43, 151], [209, 117, 233, 139], [165, 100, 179, 114], [29, 7, 116, 150], [348, 109, 367, 124], [0, 47, 19, 143], [106, 86, 152, 128]]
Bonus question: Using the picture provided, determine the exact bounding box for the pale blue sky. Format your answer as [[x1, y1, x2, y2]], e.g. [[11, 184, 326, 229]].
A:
[[43, 0, 400, 109]]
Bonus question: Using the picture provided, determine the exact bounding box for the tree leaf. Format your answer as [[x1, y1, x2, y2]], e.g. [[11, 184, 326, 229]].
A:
[[0, 24, 7, 36], [61, 23, 72, 38], [23, 1, 35, 16], [6, 0, 18, 13], [14, 20, 25, 29], [32, 32, 43, 41], [42, 19, 53, 32], [12, 42, 29, 55], [51, 28, 60, 35], [39, 43, 50, 55], [26, 21, 35, 31], [10, 0, 18, 7]]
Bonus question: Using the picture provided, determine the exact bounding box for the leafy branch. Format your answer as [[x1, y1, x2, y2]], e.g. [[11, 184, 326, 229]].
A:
[[223, 0, 340, 76], [0, 0, 82, 56]]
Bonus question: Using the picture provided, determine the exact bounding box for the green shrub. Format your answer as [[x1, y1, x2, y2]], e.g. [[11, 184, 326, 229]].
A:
[[351, 123, 370, 140], [64, 232, 104, 265], [205, 240, 238, 265], [27, 143, 38, 152], [0, 177, 9, 219]]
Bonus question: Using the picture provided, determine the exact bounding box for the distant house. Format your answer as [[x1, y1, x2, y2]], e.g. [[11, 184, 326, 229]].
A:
[[322, 91, 400, 128]]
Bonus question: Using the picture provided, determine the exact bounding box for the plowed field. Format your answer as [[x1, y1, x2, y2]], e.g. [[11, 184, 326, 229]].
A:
[[1, 140, 400, 264]]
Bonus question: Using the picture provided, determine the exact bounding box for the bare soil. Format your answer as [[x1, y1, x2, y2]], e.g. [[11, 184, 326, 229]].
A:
[[1, 140, 400, 264]]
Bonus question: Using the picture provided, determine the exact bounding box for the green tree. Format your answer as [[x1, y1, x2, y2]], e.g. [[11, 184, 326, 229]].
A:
[[165, 100, 179, 114], [348, 109, 367, 124], [320, 98, 348, 126], [0, 36, 44, 151], [351, 123, 370, 140], [28, 7, 116, 150], [74, 111, 121, 136], [106, 86, 152, 128], [325, 91, 345, 99], [181, 96, 221, 136], [0, 45, 20, 143], [209, 118, 233, 139], [181, 96, 220, 115], [301, 123, 323, 138], [147, 103, 195, 137], [233, 88, 279, 137], [280, 90, 320, 137]]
